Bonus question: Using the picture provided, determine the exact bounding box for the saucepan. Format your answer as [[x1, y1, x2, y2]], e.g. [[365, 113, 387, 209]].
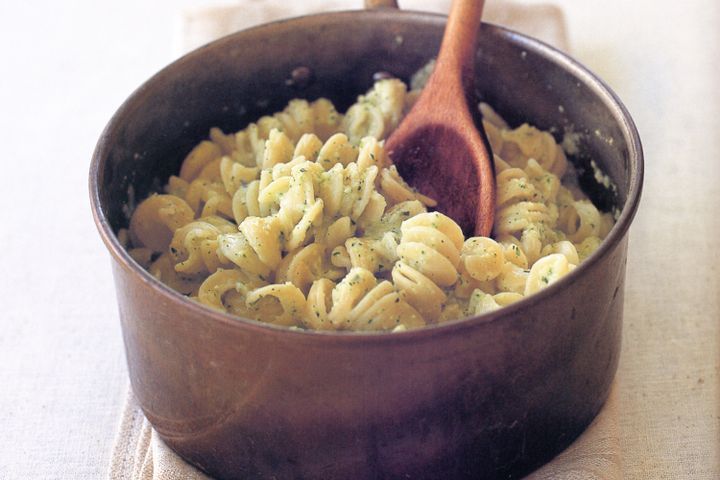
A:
[[89, 1, 643, 478]]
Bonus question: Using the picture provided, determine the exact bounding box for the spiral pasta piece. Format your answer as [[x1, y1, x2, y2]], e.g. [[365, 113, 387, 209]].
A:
[[261, 128, 295, 170], [453, 260, 495, 300], [461, 237, 505, 282], [525, 158, 561, 203], [240, 216, 283, 271], [390, 212, 464, 320], [306, 268, 424, 331], [217, 216, 283, 278], [498, 234, 529, 269], [179, 140, 223, 182], [575, 236, 604, 261], [129, 194, 195, 252], [209, 127, 235, 155], [258, 98, 342, 143], [261, 101, 311, 143], [541, 240, 580, 266], [467, 289, 502, 315], [343, 102, 384, 145], [330, 199, 410, 274], [275, 243, 344, 293], [559, 199, 605, 243], [524, 253, 576, 295], [363, 200, 426, 239], [495, 262, 529, 295], [496, 167, 540, 207], [220, 156, 259, 196], [149, 253, 203, 295], [495, 201, 556, 237], [466, 289, 525, 316], [342, 79, 407, 144], [185, 178, 233, 219], [197, 268, 267, 317], [379, 165, 437, 208], [245, 282, 307, 327], [165, 175, 190, 198], [314, 216, 356, 250], [309, 98, 343, 141], [293, 133, 324, 162], [218, 233, 269, 279], [316, 133, 357, 170], [396, 212, 463, 287], [169, 216, 236, 277], [339, 236, 395, 274], [356, 136, 388, 170], [392, 261, 446, 322], [500, 123, 568, 176], [233, 123, 266, 167], [317, 162, 380, 224]]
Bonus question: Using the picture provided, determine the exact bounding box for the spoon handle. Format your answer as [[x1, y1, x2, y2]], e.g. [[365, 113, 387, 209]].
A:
[[364, 0, 398, 8], [436, 0, 485, 87]]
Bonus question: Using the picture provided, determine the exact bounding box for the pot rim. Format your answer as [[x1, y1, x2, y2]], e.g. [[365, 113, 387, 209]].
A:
[[89, 9, 643, 345]]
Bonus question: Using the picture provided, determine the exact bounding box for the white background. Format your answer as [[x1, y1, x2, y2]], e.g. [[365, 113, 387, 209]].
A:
[[1, 0, 718, 478]]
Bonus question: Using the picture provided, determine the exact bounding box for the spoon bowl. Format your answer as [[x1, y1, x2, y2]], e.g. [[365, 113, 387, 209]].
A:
[[386, 0, 495, 236], [391, 123, 489, 235]]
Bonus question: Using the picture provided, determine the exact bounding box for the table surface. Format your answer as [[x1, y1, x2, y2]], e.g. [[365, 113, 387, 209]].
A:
[[1, 0, 718, 478]]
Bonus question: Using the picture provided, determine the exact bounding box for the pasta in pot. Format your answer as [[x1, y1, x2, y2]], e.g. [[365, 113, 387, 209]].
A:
[[123, 74, 615, 331]]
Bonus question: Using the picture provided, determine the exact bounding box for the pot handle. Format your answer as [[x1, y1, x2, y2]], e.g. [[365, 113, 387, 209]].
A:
[[365, 0, 399, 9]]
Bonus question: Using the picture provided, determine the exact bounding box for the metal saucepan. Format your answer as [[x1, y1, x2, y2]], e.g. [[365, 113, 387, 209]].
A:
[[90, 1, 643, 478]]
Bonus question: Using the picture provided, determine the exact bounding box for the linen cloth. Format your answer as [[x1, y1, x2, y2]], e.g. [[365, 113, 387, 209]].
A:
[[108, 1, 620, 478], [1, 0, 719, 479]]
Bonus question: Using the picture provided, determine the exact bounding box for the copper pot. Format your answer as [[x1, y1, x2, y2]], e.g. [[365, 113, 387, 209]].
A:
[[89, 2, 643, 478]]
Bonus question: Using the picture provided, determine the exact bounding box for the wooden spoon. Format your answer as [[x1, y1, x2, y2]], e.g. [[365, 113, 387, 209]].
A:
[[385, 0, 495, 236]]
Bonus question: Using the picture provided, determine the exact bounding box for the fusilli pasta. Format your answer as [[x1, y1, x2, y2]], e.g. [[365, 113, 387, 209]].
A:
[[124, 74, 615, 331]]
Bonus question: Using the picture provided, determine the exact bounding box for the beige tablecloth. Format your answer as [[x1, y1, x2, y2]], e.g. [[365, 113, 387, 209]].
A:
[[1, 0, 718, 479], [107, 2, 624, 479]]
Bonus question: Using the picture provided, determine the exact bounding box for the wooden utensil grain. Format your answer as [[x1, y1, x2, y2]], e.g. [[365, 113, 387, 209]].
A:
[[385, 0, 495, 236]]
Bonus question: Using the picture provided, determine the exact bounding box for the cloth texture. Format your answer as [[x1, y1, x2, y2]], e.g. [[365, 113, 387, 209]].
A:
[[109, 1, 616, 479]]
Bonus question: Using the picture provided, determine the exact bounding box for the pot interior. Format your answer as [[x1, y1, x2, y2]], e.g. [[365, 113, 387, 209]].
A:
[[94, 10, 637, 236]]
